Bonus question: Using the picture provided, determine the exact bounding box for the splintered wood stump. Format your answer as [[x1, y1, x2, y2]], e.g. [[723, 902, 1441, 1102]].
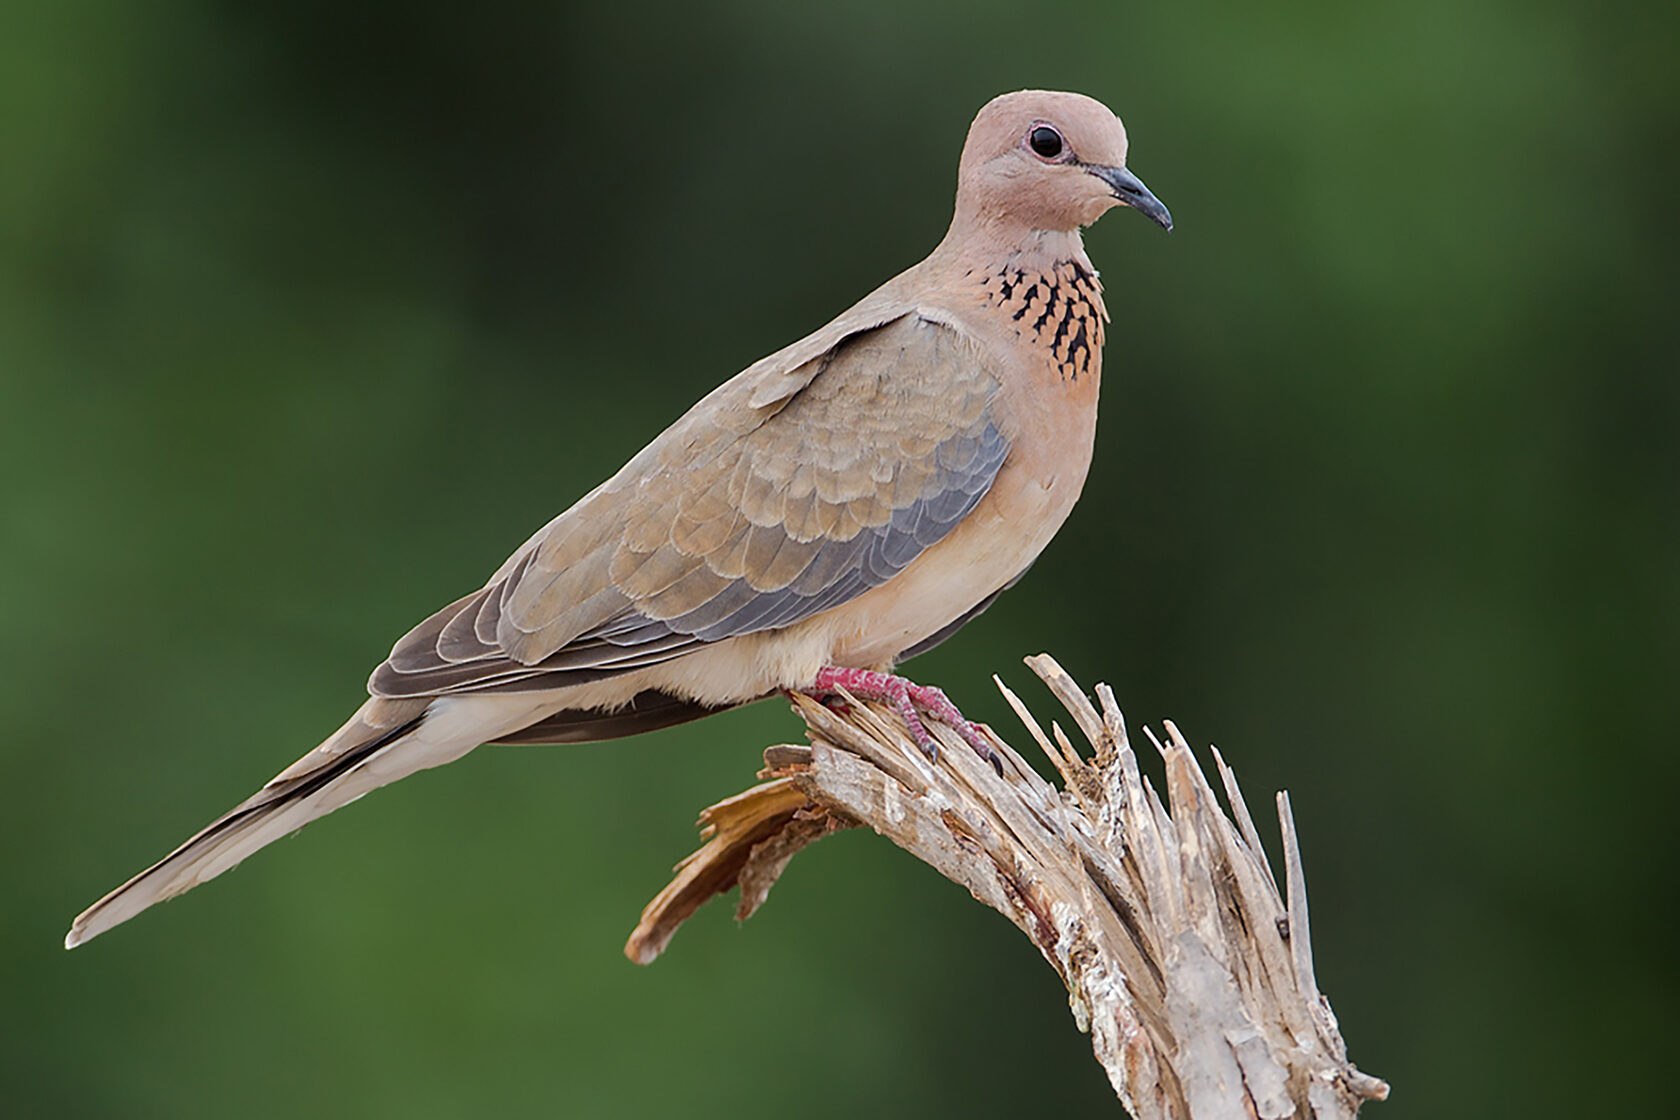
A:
[[627, 655, 1388, 1119]]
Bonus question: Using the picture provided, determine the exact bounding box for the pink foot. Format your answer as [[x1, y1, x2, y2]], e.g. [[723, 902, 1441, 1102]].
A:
[[806, 666, 1002, 772]]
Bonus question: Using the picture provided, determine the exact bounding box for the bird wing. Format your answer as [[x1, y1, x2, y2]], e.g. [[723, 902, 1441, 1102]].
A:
[[368, 309, 1011, 699]]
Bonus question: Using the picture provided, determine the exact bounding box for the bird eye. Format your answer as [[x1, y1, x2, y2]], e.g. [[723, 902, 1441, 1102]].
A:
[[1028, 125, 1064, 160]]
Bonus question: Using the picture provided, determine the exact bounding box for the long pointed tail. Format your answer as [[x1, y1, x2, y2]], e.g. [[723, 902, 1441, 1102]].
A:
[[65, 696, 462, 949]]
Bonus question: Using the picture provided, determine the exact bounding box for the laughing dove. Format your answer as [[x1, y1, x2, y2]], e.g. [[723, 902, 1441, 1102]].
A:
[[67, 89, 1172, 948]]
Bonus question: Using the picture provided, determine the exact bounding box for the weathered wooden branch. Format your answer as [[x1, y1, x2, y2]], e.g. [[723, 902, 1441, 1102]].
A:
[[627, 655, 1388, 1119]]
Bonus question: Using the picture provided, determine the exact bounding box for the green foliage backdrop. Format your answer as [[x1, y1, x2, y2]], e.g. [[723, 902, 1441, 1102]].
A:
[[3, 1, 1673, 1116]]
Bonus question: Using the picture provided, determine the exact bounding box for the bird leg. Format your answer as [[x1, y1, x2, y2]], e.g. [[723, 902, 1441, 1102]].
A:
[[805, 667, 1002, 772]]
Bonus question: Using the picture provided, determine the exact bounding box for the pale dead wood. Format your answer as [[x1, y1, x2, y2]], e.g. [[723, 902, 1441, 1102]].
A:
[[626, 655, 1388, 1118]]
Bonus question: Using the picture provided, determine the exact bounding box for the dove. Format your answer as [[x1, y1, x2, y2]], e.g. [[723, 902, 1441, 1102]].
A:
[[66, 88, 1171, 949]]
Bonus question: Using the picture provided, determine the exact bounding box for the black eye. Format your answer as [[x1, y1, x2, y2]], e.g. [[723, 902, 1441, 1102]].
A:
[[1029, 126, 1064, 159]]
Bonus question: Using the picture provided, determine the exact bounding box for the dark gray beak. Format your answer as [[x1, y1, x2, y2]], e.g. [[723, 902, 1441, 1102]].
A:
[[1089, 165, 1173, 231]]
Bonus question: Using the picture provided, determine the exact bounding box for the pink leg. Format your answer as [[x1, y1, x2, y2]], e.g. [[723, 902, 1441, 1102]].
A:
[[806, 667, 1002, 772]]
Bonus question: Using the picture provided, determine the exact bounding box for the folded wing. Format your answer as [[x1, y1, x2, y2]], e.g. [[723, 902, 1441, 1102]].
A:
[[369, 312, 1010, 699]]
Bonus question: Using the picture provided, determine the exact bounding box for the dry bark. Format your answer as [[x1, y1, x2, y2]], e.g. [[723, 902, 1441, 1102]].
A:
[[627, 655, 1388, 1119]]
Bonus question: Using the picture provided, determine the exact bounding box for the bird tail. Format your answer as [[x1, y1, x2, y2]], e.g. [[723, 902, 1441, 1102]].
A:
[[64, 696, 468, 949]]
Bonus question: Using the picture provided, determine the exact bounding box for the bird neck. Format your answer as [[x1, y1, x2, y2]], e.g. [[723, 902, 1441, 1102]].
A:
[[932, 214, 1091, 276], [919, 218, 1108, 387]]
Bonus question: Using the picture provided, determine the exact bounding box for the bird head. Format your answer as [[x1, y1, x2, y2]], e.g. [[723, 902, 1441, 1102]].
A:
[[954, 89, 1172, 236]]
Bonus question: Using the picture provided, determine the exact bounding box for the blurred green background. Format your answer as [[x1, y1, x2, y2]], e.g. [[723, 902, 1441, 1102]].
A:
[[3, 1, 1673, 1116]]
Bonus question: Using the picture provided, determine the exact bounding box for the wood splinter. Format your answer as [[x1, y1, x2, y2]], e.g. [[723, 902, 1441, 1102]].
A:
[[628, 654, 1389, 1120]]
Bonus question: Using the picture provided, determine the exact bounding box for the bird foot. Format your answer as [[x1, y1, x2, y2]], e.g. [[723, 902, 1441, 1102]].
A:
[[806, 667, 1003, 774]]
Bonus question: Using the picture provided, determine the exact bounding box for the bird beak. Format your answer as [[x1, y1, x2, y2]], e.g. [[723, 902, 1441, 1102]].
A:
[[1088, 165, 1173, 232]]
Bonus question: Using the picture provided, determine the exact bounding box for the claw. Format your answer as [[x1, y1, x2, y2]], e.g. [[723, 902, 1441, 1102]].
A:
[[807, 667, 1004, 775]]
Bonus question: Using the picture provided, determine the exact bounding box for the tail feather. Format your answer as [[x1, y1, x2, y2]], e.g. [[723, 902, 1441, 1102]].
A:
[[64, 687, 694, 949], [66, 698, 441, 949]]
